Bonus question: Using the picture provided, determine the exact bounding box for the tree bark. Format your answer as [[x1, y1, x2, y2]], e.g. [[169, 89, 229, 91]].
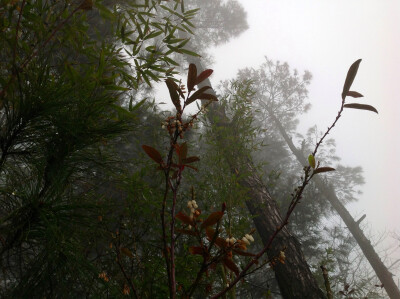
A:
[[187, 58, 326, 298], [268, 108, 400, 299]]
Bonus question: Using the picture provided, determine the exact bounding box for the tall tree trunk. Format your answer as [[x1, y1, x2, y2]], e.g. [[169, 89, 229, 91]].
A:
[[187, 58, 326, 298], [267, 108, 400, 299]]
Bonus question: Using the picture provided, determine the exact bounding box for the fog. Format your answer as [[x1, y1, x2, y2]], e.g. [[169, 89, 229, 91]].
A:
[[210, 0, 400, 235]]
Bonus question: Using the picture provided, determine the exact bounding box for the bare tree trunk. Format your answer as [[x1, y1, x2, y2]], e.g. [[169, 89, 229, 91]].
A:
[[187, 58, 326, 298], [267, 108, 400, 299]]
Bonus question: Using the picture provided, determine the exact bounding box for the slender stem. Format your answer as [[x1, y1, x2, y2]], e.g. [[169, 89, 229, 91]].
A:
[[169, 167, 182, 299], [161, 128, 180, 299], [210, 170, 313, 299]]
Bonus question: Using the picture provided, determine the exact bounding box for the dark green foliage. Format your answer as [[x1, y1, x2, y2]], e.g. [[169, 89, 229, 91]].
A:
[[0, 0, 198, 297]]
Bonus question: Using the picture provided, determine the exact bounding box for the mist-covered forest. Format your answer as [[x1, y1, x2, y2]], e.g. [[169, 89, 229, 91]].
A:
[[0, 0, 399, 298]]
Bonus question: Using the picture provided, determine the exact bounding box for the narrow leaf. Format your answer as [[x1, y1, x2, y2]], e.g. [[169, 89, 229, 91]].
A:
[[205, 227, 215, 240], [313, 167, 336, 174], [223, 258, 239, 275], [189, 246, 207, 256], [185, 86, 212, 105], [344, 103, 378, 114], [201, 211, 223, 229], [142, 145, 163, 164], [175, 211, 194, 225], [121, 247, 134, 258], [183, 164, 198, 171], [196, 69, 213, 85], [182, 156, 200, 164], [308, 154, 316, 169], [187, 63, 197, 92], [346, 91, 364, 98], [165, 78, 181, 110], [197, 93, 218, 101], [342, 59, 362, 100], [176, 142, 188, 162]]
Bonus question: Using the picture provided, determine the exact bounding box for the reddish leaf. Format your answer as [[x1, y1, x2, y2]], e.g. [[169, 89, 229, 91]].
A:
[[165, 78, 181, 110], [175, 142, 187, 164], [232, 249, 256, 257], [201, 211, 223, 229], [175, 211, 194, 225], [223, 257, 239, 276], [205, 227, 215, 240], [344, 103, 378, 113], [214, 237, 227, 248], [183, 164, 198, 171], [176, 228, 198, 236], [196, 69, 213, 85], [342, 59, 362, 100], [120, 247, 133, 258], [205, 228, 226, 248], [187, 64, 197, 92], [142, 145, 163, 164], [189, 246, 208, 256], [185, 86, 212, 106], [346, 91, 363, 98], [313, 167, 336, 174], [182, 156, 200, 164], [197, 93, 218, 101]]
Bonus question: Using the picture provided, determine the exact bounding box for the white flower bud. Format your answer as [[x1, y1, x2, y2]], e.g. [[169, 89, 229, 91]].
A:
[[188, 225, 192, 230], [245, 234, 254, 242], [242, 237, 250, 245], [187, 201, 193, 208]]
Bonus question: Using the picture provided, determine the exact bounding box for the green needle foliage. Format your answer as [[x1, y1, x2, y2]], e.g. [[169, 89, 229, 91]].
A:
[[0, 0, 198, 297]]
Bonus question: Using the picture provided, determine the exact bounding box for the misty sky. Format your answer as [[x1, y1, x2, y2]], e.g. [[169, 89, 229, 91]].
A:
[[207, 0, 400, 237]]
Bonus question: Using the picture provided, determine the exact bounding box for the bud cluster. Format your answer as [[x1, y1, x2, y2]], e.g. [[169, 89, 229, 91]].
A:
[[241, 233, 254, 245], [225, 237, 237, 246]]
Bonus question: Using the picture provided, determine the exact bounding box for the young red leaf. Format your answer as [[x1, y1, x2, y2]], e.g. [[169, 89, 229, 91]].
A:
[[196, 69, 213, 85], [182, 156, 200, 164], [183, 164, 198, 171], [185, 86, 212, 106], [189, 246, 208, 256], [205, 227, 215, 240], [201, 211, 223, 229], [342, 59, 362, 100], [346, 91, 363, 98], [165, 78, 181, 110], [313, 167, 336, 174], [344, 103, 378, 113], [120, 247, 134, 258], [176, 211, 194, 226], [187, 64, 197, 92], [205, 228, 227, 248], [197, 93, 218, 101], [223, 257, 239, 276], [214, 237, 227, 248], [142, 145, 163, 164], [175, 142, 188, 164]]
